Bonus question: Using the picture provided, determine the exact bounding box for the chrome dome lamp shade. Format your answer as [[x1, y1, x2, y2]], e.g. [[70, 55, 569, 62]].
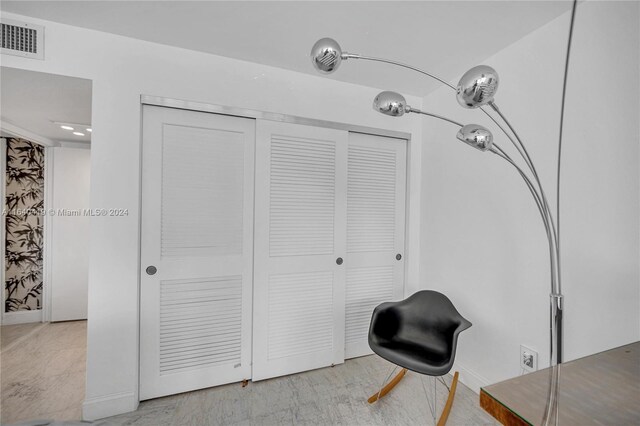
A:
[[456, 65, 500, 109], [456, 124, 494, 151], [310, 38, 344, 74], [373, 91, 411, 116]]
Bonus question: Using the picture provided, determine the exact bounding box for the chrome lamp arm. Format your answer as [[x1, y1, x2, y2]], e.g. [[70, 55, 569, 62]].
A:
[[490, 103, 561, 294], [489, 145, 558, 290], [342, 53, 457, 90], [402, 106, 556, 272], [372, 91, 558, 273], [410, 109, 464, 128], [345, 51, 555, 228], [345, 53, 563, 294]]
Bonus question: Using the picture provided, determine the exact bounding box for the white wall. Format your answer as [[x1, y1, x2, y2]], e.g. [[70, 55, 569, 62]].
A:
[[420, 0, 639, 391], [50, 145, 91, 322], [0, 12, 424, 420]]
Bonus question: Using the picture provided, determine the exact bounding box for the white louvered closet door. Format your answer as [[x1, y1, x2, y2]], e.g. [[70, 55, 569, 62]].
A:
[[345, 132, 407, 358], [140, 106, 255, 400], [253, 120, 347, 381]]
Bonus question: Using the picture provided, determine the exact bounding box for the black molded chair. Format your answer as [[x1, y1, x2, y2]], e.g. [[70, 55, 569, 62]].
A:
[[367, 290, 472, 425]]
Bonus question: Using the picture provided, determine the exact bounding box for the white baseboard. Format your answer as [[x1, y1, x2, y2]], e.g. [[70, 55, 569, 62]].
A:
[[82, 391, 138, 421], [2, 309, 43, 325], [452, 361, 491, 394]]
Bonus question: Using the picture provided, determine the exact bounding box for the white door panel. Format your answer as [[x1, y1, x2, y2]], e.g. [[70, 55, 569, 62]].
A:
[[345, 132, 407, 359], [253, 120, 347, 381], [50, 147, 91, 322], [140, 106, 255, 400]]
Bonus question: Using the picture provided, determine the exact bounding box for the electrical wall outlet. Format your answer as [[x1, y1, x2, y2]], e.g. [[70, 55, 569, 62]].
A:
[[520, 345, 538, 372]]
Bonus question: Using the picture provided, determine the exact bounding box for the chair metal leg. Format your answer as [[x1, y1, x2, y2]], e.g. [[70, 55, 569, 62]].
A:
[[420, 375, 437, 424], [367, 366, 407, 404], [420, 371, 461, 426]]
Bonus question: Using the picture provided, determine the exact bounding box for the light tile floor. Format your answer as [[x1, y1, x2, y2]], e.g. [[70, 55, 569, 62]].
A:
[[1, 322, 45, 349], [1, 321, 498, 425], [99, 357, 498, 426], [1, 321, 87, 424]]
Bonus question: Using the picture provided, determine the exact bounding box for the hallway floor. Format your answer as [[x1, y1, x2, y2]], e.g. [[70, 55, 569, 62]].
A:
[[1, 320, 497, 425], [1, 320, 87, 424]]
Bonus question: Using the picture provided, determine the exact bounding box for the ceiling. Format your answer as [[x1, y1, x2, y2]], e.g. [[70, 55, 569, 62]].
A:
[[0, 1, 573, 96], [1, 67, 92, 144]]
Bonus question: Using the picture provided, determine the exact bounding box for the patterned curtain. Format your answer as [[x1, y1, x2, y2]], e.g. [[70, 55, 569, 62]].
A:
[[4, 137, 45, 312]]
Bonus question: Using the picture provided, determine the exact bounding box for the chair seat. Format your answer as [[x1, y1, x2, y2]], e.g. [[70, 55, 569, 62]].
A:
[[368, 290, 472, 377]]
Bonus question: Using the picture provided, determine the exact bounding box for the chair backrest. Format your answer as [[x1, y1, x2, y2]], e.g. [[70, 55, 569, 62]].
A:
[[401, 290, 470, 330]]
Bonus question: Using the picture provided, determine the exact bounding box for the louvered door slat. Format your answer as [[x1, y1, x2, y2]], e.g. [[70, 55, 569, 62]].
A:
[[268, 134, 336, 258], [346, 266, 394, 345], [347, 145, 397, 252]]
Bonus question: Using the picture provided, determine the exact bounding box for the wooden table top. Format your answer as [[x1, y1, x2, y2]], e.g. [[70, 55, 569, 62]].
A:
[[481, 341, 640, 426]]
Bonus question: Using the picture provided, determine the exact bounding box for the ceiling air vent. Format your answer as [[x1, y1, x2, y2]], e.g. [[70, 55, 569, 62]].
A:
[[1, 19, 44, 60]]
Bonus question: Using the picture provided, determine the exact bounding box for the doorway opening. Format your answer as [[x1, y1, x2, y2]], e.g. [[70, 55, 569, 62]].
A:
[[0, 67, 92, 423]]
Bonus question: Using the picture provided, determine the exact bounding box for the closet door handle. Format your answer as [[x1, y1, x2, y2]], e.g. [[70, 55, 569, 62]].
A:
[[336, 257, 343, 266], [146, 266, 157, 276], [396, 254, 402, 261]]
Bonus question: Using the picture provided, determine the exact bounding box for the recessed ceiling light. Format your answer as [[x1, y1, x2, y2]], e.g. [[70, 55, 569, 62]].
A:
[[86, 128, 92, 132], [61, 125, 74, 130], [73, 132, 85, 136]]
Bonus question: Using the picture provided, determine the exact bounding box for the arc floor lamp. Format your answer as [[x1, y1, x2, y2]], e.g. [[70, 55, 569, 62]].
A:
[[310, 2, 578, 424]]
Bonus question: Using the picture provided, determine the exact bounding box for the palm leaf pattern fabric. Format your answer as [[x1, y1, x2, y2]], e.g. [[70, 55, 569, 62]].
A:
[[5, 138, 44, 312]]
